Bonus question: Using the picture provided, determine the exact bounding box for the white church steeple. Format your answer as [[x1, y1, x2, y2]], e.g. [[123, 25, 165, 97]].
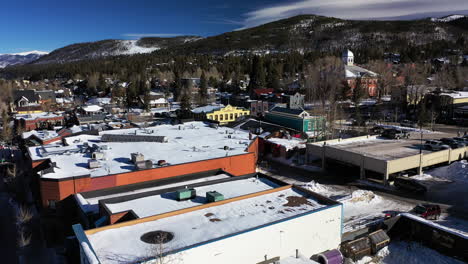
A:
[[342, 49, 354, 66]]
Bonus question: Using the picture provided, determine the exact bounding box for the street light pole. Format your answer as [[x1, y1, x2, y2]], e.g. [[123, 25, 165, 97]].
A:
[[419, 124, 423, 176]]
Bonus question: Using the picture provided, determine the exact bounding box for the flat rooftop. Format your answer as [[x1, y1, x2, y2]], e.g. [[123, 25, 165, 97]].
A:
[[86, 186, 332, 264], [76, 172, 233, 214], [101, 177, 280, 218], [322, 137, 433, 161], [28, 122, 253, 179]]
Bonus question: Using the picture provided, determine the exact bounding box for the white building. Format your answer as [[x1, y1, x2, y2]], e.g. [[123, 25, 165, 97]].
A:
[[73, 183, 343, 264]]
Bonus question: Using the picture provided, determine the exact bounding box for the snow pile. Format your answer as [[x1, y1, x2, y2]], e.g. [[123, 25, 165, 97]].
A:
[[426, 160, 468, 183], [267, 137, 306, 150], [411, 173, 450, 183], [352, 241, 465, 264], [302, 181, 332, 194], [349, 190, 381, 204]]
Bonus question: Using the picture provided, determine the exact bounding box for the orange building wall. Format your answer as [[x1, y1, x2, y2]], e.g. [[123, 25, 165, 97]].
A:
[[39, 138, 259, 207]]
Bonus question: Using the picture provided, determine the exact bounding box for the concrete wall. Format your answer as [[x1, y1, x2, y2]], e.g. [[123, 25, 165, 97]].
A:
[[387, 147, 468, 174], [142, 205, 343, 264]]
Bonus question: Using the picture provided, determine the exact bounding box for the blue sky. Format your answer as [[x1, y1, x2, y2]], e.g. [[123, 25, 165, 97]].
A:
[[2, 0, 468, 54]]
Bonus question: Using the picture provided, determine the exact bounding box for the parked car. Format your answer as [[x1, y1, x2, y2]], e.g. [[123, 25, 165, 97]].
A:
[[439, 138, 466, 149], [452, 137, 468, 144], [351, 119, 372, 126], [381, 129, 410, 139], [410, 204, 441, 220], [370, 125, 385, 135], [394, 177, 427, 194], [400, 120, 418, 128], [424, 140, 450, 151]]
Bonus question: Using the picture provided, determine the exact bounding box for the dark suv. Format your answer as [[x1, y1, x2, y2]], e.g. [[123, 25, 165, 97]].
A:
[[410, 204, 441, 220], [394, 177, 427, 194], [440, 138, 466, 149]]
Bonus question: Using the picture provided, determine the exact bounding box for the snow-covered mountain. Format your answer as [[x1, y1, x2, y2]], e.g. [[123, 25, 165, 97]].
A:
[[34, 36, 202, 64], [431, 14, 467, 22], [0, 50, 48, 68]]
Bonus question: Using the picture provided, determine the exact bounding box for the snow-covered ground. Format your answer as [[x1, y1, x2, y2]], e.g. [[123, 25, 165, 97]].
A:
[[352, 241, 464, 264], [300, 182, 413, 233]]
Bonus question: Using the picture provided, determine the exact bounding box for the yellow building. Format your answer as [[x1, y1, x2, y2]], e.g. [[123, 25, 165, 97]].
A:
[[204, 105, 250, 124]]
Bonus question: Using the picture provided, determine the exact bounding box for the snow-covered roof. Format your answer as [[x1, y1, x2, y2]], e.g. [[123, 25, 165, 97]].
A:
[[400, 213, 468, 239], [86, 186, 330, 264], [103, 177, 280, 218], [149, 98, 168, 104], [28, 122, 253, 179], [191, 104, 224, 114], [22, 130, 59, 141], [345, 65, 378, 78], [14, 112, 62, 121], [82, 105, 103, 112], [86, 97, 111, 106], [76, 174, 232, 214]]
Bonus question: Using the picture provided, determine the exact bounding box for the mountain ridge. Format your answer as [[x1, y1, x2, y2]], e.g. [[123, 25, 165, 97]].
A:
[[8, 14, 468, 66]]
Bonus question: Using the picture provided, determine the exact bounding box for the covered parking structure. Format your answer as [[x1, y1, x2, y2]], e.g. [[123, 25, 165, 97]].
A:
[[307, 135, 468, 184]]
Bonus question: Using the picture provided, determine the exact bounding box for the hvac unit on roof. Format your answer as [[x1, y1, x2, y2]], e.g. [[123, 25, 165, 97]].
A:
[[92, 152, 105, 160], [206, 191, 224, 203], [131, 153, 145, 164], [176, 187, 196, 201], [88, 159, 101, 169]]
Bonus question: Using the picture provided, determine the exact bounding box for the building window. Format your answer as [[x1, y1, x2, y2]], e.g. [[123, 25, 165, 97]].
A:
[[234, 113, 238, 119], [225, 114, 228, 120], [308, 121, 312, 131], [220, 114, 223, 121], [48, 200, 57, 209], [230, 113, 233, 120]]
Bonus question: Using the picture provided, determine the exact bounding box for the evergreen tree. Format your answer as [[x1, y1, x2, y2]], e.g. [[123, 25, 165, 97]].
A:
[[198, 71, 208, 106], [248, 56, 266, 92], [180, 92, 192, 118], [267, 62, 281, 92]]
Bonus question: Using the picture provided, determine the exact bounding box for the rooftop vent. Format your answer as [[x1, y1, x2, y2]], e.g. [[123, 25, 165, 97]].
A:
[[206, 191, 224, 203], [141, 231, 174, 244], [135, 160, 153, 170], [176, 188, 196, 201]]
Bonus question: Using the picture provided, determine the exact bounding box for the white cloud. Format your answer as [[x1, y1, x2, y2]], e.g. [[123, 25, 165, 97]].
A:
[[240, 0, 468, 29], [122, 33, 185, 38]]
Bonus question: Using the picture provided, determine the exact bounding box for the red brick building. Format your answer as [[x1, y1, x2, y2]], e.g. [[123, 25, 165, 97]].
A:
[[29, 122, 259, 207], [343, 50, 379, 98]]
